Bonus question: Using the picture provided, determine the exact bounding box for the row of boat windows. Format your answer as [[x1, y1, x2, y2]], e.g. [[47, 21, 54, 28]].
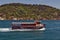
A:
[[12, 26, 43, 29]]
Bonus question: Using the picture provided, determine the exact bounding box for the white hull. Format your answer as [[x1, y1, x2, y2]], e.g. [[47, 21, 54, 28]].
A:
[[0, 28, 45, 32]]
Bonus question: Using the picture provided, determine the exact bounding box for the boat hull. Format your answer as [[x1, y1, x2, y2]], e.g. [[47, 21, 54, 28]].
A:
[[0, 28, 45, 32], [11, 28, 45, 31]]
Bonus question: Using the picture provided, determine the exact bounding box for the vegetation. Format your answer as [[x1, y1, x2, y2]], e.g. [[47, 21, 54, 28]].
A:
[[0, 3, 60, 20]]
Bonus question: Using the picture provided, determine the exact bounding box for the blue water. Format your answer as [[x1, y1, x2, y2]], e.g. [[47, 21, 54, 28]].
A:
[[0, 20, 60, 40]]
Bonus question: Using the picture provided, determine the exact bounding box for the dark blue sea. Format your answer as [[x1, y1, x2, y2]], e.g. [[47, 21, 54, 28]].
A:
[[0, 20, 60, 40]]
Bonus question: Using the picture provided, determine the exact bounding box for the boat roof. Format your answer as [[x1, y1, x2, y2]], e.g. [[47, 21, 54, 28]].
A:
[[12, 22, 35, 24]]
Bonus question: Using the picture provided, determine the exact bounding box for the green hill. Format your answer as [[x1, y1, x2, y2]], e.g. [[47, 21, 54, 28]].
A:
[[0, 3, 60, 20]]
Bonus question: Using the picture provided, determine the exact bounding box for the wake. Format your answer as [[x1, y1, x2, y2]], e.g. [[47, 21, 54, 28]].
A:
[[0, 28, 45, 32], [0, 28, 12, 32]]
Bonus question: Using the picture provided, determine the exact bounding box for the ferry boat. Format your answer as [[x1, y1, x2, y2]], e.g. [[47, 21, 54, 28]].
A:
[[11, 21, 45, 31], [0, 21, 45, 32]]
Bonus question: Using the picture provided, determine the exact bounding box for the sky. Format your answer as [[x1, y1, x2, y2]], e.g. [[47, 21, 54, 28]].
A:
[[0, 0, 60, 9]]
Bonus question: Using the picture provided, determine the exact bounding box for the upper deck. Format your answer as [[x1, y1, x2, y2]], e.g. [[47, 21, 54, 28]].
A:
[[12, 21, 41, 24]]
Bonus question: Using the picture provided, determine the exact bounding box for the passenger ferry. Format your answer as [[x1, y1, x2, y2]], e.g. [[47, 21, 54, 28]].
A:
[[0, 21, 45, 32], [11, 21, 45, 31]]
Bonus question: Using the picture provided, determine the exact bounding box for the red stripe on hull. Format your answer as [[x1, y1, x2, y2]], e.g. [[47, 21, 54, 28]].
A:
[[21, 24, 36, 27]]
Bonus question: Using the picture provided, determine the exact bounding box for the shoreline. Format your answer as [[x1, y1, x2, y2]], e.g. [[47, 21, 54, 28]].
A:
[[0, 17, 60, 20]]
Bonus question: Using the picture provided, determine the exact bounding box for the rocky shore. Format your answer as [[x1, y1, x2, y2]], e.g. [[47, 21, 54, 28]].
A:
[[0, 16, 60, 20]]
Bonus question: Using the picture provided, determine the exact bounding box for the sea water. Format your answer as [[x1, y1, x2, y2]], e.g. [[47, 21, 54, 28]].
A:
[[0, 20, 60, 40]]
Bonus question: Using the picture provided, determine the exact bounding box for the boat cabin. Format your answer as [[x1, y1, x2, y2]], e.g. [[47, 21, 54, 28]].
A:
[[11, 21, 45, 29]]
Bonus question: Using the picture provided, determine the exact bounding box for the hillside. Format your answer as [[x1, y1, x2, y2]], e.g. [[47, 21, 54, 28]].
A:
[[0, 3, 60, 20]]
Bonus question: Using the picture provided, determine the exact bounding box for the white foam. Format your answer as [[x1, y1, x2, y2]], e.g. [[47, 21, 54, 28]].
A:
[[0, 28, 10, 32], [0, 28, 45, 32], [39, 28, 45, 30]]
